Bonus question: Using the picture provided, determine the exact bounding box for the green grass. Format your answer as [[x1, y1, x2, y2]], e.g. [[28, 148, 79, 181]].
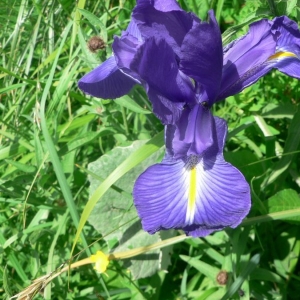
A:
[[1, 0, 300, 299]]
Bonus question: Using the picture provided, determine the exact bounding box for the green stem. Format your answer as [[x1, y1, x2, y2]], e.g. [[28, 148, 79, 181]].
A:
[[121, 106, 129, 135], [242, 208, 300, 227]]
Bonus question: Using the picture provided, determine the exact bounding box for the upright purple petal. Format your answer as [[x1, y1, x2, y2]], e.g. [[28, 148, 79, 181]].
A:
[[218, 19, 276, 99], [113, 33, 143, 83], [113, 34, 141, 70], [147, 91, 185, 124], [137, 0, 182, 11], [78, 56, 137, 99], [133, 3, 198, 56], [180, 10, 223, 103], [272, 16, 300, 57], [130, 37, 194, 123], [218, 16, 300, 100], [126, 20, 142, 41], [165, 104, 214, 159], [269, 16, 300, 79], [133, 117, 251, 237]]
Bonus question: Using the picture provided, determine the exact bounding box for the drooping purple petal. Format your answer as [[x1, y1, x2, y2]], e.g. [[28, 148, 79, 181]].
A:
[[272, 16, 300, 57], [78, 56, 137, 99], [136, 0, 182, 11], [133, 3, 198, 56], [130, 37, 194, 123], [269, 16, 300, 79], [113, 33, 143, 83], [218, 19, 277, 99], [180, 10, 223, 103], [133, 117, 251, 237], [165, 104, 214, 158]]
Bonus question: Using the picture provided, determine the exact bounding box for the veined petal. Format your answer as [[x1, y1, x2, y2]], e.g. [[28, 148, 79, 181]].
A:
[[272, 16, 300, 57], [219, 19, 276, 99], [113, 33, 143, 83], [130, 37, 194, 123], [147, 91, 185, 124], [166, 104, 214, 158], [137, 0, 182, 11], [219, 16, 300, 99], [269, 16, 300, 79], [133, 117, 250, 237], [133, 3, 197, 56], [180, 10, 223, 103], [113, 34, 141, 70], [126, 20, 142, 41], [78, 56, 137, 98]]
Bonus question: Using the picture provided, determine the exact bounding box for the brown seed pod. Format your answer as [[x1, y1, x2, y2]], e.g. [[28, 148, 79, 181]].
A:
[[216, 270, 228, 285], [87, 36, 106, 53]]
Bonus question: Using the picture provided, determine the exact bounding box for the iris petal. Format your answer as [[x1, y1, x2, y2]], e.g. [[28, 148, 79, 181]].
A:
[[133, 117, 251, 237], [130, 37, 194, 123], [137, 0, 182, 12], [180, 10, 223, 103], [126, 20, 142, 41], [78, 56, 137, 99], [219, 16, 300, 99], [269, 16, 300, 79], [113, 34, 143, 83], [166, 105, 214, 158], [219, 19, 276, 99], [272, 16, 300, 57], [133, 3, 197, 56]]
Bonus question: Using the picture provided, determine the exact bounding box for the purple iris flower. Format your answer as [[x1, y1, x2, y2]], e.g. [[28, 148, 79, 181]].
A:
[[78, 1, 300, 152], [78, 0, 300, 236], [133, 117, 250, 237]]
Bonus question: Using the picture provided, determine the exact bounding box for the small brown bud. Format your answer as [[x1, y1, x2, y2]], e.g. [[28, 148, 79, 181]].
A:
[[216, 270, 228, 285], [87, 36, 106, 53]]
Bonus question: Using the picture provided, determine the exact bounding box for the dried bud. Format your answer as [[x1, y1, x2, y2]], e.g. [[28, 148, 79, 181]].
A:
[[87, 36, 106, 53], [216, 270, 228, 285]]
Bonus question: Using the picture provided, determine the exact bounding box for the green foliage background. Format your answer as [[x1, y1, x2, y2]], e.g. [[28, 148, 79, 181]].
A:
[[1, 0, 300, 299]]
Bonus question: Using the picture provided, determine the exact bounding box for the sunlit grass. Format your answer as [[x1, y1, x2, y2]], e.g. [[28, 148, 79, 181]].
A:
[[1, 0, 300, 299]]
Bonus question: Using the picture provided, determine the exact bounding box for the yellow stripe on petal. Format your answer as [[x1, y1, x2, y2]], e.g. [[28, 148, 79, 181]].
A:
[[268, 51, 297, 61], [186, 167, 197, 224]]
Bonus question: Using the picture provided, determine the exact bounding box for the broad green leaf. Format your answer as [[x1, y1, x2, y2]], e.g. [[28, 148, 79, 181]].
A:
[[88, 140, 165, 279], [266, 189, 300, 223]]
